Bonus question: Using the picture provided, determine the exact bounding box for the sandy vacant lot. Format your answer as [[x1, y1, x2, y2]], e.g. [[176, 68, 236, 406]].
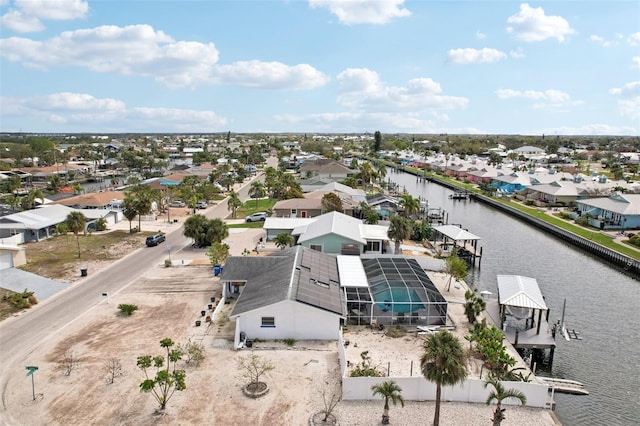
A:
[[3, 225, 557, 426]]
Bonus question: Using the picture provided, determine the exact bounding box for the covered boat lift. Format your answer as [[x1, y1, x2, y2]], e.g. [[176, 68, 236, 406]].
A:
[[431, 224, 482, 266]]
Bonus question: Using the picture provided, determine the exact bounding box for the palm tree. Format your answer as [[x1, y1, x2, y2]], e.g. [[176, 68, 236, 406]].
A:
[[399, 194, 420, 218], [387, 215, 413, 254], [65, 211, 87, 258], [249, 181, 265, 208], [274, 233, 293, 250], [121, 196, 138, 233], [227, 191, 242, 219], [371, 380, 405, 425], [485, 379, 527, 426], [358, 161, 374, 191], [421, 330, 468, 426]]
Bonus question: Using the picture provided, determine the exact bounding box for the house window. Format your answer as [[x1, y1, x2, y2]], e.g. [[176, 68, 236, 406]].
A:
[[310, 244, 322, 252], [365, 241, 380, 252], [291, 209, 297, 217], [261, 317, 275, 327]]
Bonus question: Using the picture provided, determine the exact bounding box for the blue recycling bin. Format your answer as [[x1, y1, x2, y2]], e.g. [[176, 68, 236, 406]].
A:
[[214, 266, 220, 276]]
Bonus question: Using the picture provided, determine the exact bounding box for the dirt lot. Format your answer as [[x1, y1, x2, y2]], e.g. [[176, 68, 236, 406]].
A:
[[5, 263, 342, 426]]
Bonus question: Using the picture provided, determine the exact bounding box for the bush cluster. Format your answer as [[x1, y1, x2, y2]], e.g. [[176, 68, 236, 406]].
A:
[[3, 289, 37, 309]]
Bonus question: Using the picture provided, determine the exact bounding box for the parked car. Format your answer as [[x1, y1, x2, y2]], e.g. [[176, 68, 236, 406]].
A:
[[169, 200, 186, 208], [197, 201, 208, 209], [245, 212, 267, 222], [145, 234, 166, 247]]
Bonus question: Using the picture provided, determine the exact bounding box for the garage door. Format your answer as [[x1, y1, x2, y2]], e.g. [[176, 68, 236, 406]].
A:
[[0, 253, 13, 270]]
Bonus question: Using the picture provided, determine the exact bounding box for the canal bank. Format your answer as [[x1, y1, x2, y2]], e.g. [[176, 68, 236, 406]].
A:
[[385, 167, 640, 426], [395, 165, 640, 279]]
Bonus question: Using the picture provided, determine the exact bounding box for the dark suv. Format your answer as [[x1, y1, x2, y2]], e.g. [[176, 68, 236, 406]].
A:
[[145, 234, 166, 247]]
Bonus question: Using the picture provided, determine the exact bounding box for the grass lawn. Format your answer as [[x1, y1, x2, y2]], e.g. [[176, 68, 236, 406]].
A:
[[237, 198, 276, 217], [19, 230, 147, 280], [228, 222, 264, 229]]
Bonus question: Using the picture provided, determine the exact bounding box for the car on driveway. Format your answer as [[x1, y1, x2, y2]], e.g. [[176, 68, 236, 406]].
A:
[[169, 200, 186, 208], [245, 212, 267, 222], [145, 234, 166, 247], [197, 201, 208, 209]]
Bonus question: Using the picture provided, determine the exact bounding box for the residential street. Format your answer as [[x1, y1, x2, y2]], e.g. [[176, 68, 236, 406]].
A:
[[0, 166, 267, 425]]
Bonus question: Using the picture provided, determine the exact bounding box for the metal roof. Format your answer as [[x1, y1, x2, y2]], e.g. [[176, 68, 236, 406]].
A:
[[337, 255, 369, 288], [433, 224, 482, 241], [297, 211, 365, 244], [497, 275, 548, 310]]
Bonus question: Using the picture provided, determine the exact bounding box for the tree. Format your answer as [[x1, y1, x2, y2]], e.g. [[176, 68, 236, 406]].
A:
[[387, 215, 413, 254], [103, 358, 124, 384], [321, 192, 343, 213], [274, 232, 293, 250], [121, 196, 138, 233], [399, 193, 420, 218], [184, 215, 229, 248], [371, 380, 405, 425], [227, 190, 242, 219], [421, 330, 468, 426], [464, 289, 486, 324], [249, 181, 265, 208], [358, 201, 380, 224], [374, 130, 382, 152], [444, 251, 468, 291], [485, 379, 527, 426], [129, 184, 159, 232], [65, 211, 86, 258], [207, 242, 230, 266], [137, 338, 186, 412], [239, 352, 275, 395]]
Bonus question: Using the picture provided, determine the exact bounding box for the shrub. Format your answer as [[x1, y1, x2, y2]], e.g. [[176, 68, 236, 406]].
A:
[[349, 351, 383, 377], [3, 289, 37, 309], [283, 338, 296, 347], [118, 304, 138, 316], [384, 325, 406, 338]]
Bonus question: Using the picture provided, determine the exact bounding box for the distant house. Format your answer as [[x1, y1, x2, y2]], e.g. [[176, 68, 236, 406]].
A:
[[223, 246, 344, 345], [52, 191, 125, 212], [576, 193, 640, 230], [299, 159, 354, 180], [272, 189, 360, 218], [0, 204, 119, 243]]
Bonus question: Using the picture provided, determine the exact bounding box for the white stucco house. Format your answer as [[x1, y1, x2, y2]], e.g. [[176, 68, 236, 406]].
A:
[[222, 246, 345, 348]]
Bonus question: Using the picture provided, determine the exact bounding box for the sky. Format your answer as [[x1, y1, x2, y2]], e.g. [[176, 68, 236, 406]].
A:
[[0, 0, 638, 136]]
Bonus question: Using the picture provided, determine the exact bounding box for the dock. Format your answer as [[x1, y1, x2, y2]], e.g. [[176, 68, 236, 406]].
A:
[[539, 377, 589, 395], [449, 190, 471, 200]]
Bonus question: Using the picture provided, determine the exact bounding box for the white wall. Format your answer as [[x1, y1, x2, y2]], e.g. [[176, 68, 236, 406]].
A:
[[341, 376, 549, 408], [237, 300, 340, 341]]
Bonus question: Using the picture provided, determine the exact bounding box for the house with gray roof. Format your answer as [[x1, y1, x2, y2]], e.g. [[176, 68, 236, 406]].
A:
[[223, 246, 344, 345], [576, 193, 640, 230]]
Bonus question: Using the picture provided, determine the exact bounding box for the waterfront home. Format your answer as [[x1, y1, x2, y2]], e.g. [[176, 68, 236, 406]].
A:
[[576, 193, 640, 230], [299, 158, 354, 180], [223, 246, 344, 345]]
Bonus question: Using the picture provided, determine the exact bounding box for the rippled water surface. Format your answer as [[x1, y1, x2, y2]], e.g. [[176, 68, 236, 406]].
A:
[[390, 170, 640, 426]]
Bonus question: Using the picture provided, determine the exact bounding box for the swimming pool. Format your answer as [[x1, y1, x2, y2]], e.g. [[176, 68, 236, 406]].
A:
[[374, 287, 425, 314]]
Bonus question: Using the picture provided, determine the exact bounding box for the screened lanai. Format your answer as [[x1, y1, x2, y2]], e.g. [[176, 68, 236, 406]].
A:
[[340, 256, 448, 327]]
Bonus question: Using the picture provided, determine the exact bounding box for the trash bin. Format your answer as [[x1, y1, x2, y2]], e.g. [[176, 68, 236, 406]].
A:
[[80, 267, 88, 277], [214, 265, 221, 276]]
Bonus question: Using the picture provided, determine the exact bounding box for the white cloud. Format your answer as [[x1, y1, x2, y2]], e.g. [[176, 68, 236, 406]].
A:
[[506, 3, 575, 42], [632, 57, 640, 70], [15, 0, 88, 20], [1, 0, 88, 33], [0, 8, 44, 33], [447, 48, 507, 64], [309, 0, 411, 25], [0, 24, 328, 90], [336, 68, 468, 111], [509, 48, 525, 58], [0, 92, 228, 132], [538, 124, 638, 136], [213, 61, 330, 90], [589, 34, 613, 47], [475, 31, 486, 40], [495, 88, 580, 110], [609, 81, 640, 120], [609, 81, 640, 96], [628, 32, 640, 46]]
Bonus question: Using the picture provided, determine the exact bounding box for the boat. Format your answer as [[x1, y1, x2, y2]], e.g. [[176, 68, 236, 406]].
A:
[[449, 190, 470, 200], [539, 377, 589, 395]]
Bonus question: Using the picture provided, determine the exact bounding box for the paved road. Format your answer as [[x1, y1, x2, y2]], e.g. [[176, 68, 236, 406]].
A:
[[0, 166, 268, 425]]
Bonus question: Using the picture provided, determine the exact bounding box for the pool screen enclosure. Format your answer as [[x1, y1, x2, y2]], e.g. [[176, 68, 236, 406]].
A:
[[345, 257, 448, 326]]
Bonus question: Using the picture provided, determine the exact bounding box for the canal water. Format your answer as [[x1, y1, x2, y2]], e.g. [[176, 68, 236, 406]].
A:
[[388, 169, 640, 426]]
